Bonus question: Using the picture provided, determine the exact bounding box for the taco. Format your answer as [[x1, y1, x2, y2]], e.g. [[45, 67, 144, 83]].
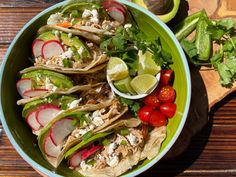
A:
[[64, 118, 166, 177], [16, 69, 74, 99], [27, 0, 125, 74], [21, 83, 115, 134], [37, 98, 128, 167]]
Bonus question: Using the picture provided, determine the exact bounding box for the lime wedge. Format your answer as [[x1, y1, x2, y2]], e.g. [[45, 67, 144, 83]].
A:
[[138, 50, 161, 75], [114, 77, 136, 95], [130, 74, 157, 94], [107, 57, 129, 81]]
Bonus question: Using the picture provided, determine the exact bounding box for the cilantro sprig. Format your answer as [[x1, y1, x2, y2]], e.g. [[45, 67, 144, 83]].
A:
[[100, 25, 173, 70]]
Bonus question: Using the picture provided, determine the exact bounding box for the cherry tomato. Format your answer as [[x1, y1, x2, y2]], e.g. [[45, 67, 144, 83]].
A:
[[144, 92, 161, 107], [157, 85, 176, 103], [149, 110, 167, 127], [138, 106, 153, 124], [160, 103, 176, 118], [160, 69, 174, 86]]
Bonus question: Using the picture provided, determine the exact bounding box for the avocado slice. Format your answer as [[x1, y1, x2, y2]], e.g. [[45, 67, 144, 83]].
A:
[[60, 33, 90, 58], [37, 31, 90, 58], [37, 31, 57, 41], [22, 94, 78, 118], [22, 99, 48, 118], [65, 131, 112, 158], [132, 0, 180, 23], [22, 70, 74, 89]]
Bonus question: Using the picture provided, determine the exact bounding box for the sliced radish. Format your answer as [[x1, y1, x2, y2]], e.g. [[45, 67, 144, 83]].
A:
[[32, 39, 45, 58], [26, 110, 41, 131], [23, 88, 49, 98], [16, 78, 32, 98], [36, 104, 61, 127], [81, 145, 103, 160], [42, 40, 64, 59], [69, 151, 83, 167], [107, 6, 126, 24], [43, 134, 61, 157], [103, 0, 126, 14], [50, 118, 75, 146]]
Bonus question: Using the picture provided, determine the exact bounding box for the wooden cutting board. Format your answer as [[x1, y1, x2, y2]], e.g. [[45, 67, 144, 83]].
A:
[[165, 0, 236, 158], [187, 0, 236, 109]]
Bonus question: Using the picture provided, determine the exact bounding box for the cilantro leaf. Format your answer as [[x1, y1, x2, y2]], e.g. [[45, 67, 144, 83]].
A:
[[118, 97, 140, 117], [181, 39, 198, 58], [112, 33, 125, 50], [207, 18, 236, 40]]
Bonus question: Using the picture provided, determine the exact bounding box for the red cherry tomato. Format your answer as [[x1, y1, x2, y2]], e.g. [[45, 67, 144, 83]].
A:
[[149, 110, 167, 127], [144, 92, 161, 107], [160, 69, 174, 86], [160, 103, 176, 118], [138, 106, 153, 124], [157, 85, 176, 103]]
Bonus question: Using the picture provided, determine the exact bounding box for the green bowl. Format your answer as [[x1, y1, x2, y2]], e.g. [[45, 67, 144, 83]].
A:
[[0, 1, 191, 176]]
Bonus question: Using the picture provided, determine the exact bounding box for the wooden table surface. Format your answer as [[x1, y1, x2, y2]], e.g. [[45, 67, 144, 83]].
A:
[[0, 0, 236, 176]]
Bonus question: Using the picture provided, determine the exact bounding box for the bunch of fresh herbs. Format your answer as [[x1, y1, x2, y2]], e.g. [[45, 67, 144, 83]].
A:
[[174, 10, 236, 87]]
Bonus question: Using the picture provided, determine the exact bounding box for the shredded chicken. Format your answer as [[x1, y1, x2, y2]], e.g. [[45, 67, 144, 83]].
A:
[[99, 100, 122, 120], [87, 128, 144, 170]]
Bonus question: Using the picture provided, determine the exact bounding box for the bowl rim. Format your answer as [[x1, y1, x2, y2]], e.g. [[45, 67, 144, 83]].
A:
[[0, 1, 191, 176]]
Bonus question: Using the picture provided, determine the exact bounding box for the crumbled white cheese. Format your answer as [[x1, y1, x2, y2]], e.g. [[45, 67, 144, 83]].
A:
[[96, 154, 105, 161], [68, 99, 82, 109], [91, 110, 104, 126], [116, 134, 126, 145], [107, 155, 119, 167], [68, 32, 72, 38], [82, 9, 99, 23], [88, 124, 95, 130], [92, 116, 104, 126], [90, 17, 99, 23], [61, 48, 73, 59], [77, 46, 84, 56], [78, 128, 89, 136], [80, 160, 92, 171], [126, 133, 138, 146], [47, 13, 64, 25], [92, 110, 100, 118], [91, 9, 98, 17], [82, 9, 92, 18], [45, 77, 57, 91], [108, 142, 118, 155], [124, 23, 132, 30], [53, 30, 60, 38]]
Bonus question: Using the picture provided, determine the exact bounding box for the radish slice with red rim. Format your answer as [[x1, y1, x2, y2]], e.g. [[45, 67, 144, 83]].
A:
[[50, 118, 76, 146], [23, 88, 49, 98], [36, 104, 61, 127], [26, 110, 41, 131], [32, 39, 44, 58], [43, 134, 61, 157], [69, 151, 83, 167], [42, 40, 64, 59], [107, 6, 126, 24], [103, 0, 126, 14], [81, 145, 103, 160], [16, 78, 32, 98]]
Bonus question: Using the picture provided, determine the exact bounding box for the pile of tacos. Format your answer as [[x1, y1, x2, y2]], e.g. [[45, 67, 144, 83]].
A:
[[16, 0, 168, 176]]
